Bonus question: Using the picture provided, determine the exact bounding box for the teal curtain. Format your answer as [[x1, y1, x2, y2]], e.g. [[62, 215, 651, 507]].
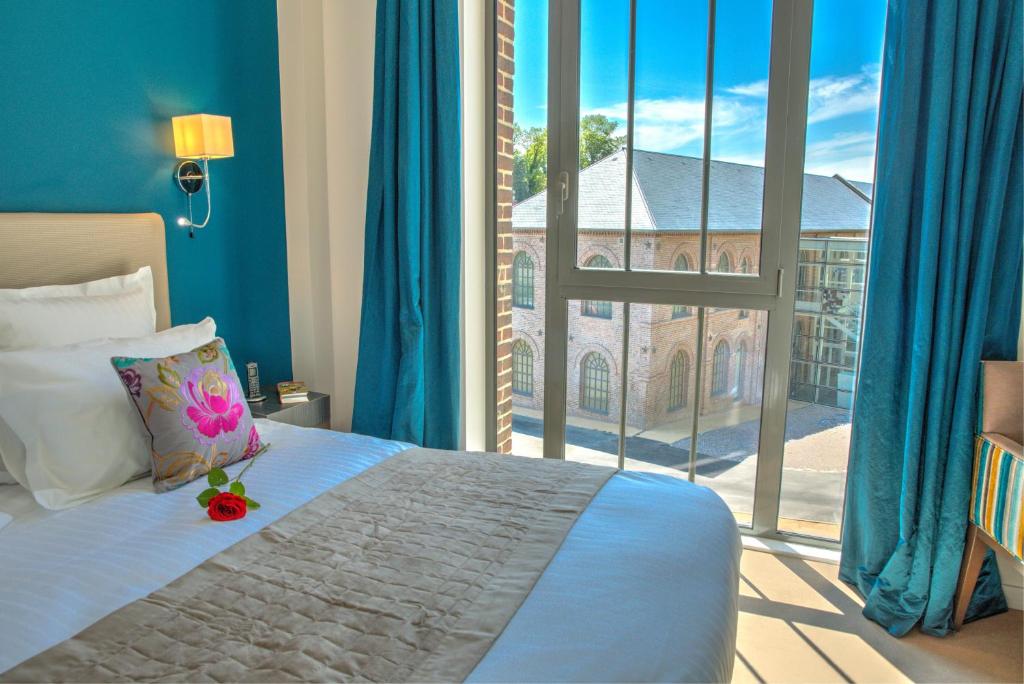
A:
[[352, 0, 461, 449], [840, 0, 1022, 637]]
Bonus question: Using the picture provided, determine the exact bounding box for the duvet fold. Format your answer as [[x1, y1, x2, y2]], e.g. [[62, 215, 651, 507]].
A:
[[2, 448, 615, 683]]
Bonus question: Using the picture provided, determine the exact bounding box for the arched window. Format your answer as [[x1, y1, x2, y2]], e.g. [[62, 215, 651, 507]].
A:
[[580, 352, 610, 414], [512, 252, 534, 308], [711, 340, 731, 396], [671, 254, 692, 319], [735, 341, 748, 397], [668, 350, 689, 411], [581, 255, 613, 318], [512, 340, 533, 396], [717, 252, 732, 273]]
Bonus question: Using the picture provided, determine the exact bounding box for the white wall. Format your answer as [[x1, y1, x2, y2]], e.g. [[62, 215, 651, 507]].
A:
[[277, 0, 487, 445], [277, 0, 375, 431], [461, 0, 488, 451]]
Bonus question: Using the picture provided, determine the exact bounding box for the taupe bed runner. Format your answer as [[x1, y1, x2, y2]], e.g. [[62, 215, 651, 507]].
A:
[[4, 448, 615, 683]]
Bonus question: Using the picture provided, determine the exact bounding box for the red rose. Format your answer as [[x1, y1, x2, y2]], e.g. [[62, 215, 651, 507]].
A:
[[207, 492, 247, 521]]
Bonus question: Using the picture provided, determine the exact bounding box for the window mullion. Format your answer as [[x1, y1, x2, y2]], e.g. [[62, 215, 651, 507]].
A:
[[623, 0, 637, 272], [697, 0, 717, 275]]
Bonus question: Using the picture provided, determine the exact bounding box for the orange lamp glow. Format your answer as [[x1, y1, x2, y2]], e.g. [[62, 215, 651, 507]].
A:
[[172, 114, 234, 159]]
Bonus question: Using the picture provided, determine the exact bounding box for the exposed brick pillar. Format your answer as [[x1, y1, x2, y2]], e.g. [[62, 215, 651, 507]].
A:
[[494, 0, 516, 453]]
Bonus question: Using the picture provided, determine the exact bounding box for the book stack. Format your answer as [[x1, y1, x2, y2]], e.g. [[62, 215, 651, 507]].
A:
[[277, 381, 309, 404]]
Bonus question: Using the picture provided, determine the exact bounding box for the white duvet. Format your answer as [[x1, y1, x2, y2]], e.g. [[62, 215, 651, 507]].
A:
[[0, 421, 740, 682]]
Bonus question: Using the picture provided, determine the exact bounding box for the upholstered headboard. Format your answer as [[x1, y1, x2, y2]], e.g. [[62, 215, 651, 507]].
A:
[[0, 213, 171, 330]]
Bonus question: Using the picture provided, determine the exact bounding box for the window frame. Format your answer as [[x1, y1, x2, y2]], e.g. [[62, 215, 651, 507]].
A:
[[512, 251, 535, 309], [711, 340, 731, 397], [485, 0, 842, 545], [580, 352, 611, 414], [511, 339, 534, 396], [671, 254, 694, 319], [580, 254, 614, 318], [735, 340, 749, 397], [668, 350, 689, 411]]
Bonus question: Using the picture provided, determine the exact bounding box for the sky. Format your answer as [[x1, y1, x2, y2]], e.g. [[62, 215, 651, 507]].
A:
[[513, 0, 887, 182]]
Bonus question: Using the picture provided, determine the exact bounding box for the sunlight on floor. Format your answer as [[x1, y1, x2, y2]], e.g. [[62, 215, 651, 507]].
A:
[[734, 550, 1024, 684]]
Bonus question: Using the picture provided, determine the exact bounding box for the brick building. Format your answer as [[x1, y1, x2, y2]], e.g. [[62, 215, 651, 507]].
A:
[[509, 149, 872, 432]]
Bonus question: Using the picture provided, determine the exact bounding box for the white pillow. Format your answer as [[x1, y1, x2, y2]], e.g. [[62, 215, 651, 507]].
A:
[[0, 287, 155, 350], [0, 318, 217, 510], [0, 265, 155, 327], [0, 266, 156, 483]]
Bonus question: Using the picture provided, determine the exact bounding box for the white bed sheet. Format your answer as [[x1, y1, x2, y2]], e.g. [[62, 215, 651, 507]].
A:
[[0, 420, 740, 682]]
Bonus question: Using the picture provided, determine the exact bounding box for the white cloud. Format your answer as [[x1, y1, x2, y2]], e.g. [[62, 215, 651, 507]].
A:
[[586, 97, 757, 153], [726, 80, 768, 98], [806, 71, 881, 124], [726, 64, 881, 125], [581, 65, 881, 179], [803, 131, 878, 181]]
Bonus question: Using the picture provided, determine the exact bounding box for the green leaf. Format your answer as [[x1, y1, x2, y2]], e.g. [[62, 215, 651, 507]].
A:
[[157, 363, 181, 389], [207, 468, 229, 487], [229, 481, 245, 496], [197, 487, 220, 508], [244, 496, 260, 511]]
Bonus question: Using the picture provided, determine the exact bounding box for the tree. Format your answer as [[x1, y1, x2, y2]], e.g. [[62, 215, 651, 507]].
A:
[[511, 114, 625, 203], [579, 114, 625, 168], [513, 125, 547, 202]]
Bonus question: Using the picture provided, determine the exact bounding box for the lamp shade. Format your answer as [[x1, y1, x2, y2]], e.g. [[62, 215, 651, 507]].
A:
[[172, 114, 234, 159]]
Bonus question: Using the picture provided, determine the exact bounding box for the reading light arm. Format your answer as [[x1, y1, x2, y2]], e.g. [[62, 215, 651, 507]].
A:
[[175, 158, 212, 238]]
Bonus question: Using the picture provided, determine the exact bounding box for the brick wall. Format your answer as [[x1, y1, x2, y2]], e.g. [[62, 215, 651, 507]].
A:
[[494, 0, 516, 452]]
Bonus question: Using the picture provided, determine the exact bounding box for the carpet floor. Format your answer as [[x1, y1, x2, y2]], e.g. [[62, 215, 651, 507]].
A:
[[734, 549, 1023, 683]]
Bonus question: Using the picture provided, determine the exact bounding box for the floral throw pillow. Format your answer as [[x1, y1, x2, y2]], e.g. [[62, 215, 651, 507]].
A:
[[112, 338, 265, 492]]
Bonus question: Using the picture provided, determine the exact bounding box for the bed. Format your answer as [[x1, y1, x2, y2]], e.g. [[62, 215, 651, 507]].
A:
[[0, 213, 740, 682]]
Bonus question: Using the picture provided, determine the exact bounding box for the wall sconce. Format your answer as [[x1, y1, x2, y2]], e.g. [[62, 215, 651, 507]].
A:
[[172, 114, 233, 238]]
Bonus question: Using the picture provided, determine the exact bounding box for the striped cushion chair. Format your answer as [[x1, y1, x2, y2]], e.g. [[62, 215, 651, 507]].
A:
[[953, 360, 1023, 629]]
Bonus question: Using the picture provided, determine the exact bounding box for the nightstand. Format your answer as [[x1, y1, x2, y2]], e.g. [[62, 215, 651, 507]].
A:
[[249, 387, 331, 429]]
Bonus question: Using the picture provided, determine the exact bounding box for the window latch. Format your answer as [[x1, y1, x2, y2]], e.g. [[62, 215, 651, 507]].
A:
[[557, 171, 569, 217], [777, 268, 785, 297]]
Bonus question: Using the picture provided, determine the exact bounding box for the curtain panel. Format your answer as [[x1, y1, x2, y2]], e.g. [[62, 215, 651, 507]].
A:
[[353, 0, 462, 449], [840, 0, 1023, 637]]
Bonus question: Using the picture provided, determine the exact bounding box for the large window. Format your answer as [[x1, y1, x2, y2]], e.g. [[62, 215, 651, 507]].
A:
[[512, 339, 534, 396], [581, 255, 613, 318], [580, 352, 610, 414], [491, 0, 885, 542], [711, 340, 730, 396], [512, 252, 534, 308], [716, 252, 732, 274], [668, 350, 689, 411]]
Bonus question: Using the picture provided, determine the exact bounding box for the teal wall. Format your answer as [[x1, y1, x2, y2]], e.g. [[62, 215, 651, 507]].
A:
[[0, 0, 292, 382]]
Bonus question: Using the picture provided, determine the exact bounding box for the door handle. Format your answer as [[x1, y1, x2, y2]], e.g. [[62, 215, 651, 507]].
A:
[[557, 171, 569, 217]]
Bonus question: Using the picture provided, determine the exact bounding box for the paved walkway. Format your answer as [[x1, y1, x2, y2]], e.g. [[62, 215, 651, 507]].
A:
[[512, 402, 851, 477], [510, 402, 854, 534]]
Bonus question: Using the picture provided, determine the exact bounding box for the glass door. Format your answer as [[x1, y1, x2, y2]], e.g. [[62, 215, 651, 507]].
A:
[[493, 0, 884, 542], [541, 0, 813, 535]]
